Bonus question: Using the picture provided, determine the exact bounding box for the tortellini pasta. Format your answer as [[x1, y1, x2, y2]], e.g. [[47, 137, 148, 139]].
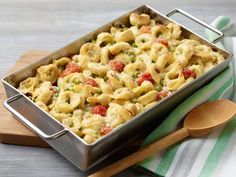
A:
[[80, 43, 101, 62], [37, 64, 59, 84], [18, 12, 225, 144], [115, 29, 134, 42], [19, 77, 39, 94], [53, 57, 71, 71], [32, 82, 53, 105]]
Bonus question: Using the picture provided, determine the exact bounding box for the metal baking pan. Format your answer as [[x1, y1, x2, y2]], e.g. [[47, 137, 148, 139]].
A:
[[1, 5, 232, 171]]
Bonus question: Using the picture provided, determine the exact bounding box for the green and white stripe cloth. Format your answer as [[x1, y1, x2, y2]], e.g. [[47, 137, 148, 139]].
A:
[[138, 17, 236, 177]]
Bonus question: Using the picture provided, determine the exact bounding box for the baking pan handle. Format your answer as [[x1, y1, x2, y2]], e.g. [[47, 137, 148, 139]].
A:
[[4, 94, 67, 140], [166, 8, 224, 43]]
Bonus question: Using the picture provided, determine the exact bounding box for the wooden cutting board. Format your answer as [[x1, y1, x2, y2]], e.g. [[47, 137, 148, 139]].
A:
[[0, 50, 51, 147]]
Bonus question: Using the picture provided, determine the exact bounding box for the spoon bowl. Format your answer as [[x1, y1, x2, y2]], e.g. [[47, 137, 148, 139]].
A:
[[184, 99, 236, 137]]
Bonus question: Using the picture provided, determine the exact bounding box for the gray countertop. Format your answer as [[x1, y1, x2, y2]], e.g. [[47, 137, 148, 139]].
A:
[[0, 0, 235, 176]]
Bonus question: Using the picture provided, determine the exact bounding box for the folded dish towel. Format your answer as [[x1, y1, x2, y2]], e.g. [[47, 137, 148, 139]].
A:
[[137, 16, 236, 177]]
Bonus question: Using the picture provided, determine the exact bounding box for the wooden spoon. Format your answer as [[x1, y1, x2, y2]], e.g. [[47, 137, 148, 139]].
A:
[[89, 99, 236, 177]]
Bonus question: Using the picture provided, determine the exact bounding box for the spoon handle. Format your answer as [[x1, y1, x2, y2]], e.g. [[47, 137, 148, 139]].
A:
[[89, 127, 189, 177]]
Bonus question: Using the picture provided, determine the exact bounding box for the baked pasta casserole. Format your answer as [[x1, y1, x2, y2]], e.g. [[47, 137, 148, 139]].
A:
[[18, 12, 225, 144]]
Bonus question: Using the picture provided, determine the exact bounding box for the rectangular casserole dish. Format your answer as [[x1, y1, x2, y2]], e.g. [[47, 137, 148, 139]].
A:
[[2, 5, 232, 171]]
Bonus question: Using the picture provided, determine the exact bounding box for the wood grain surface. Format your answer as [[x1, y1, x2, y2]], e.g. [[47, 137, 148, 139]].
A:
[[0, 0, 235, 177], [0, 50, 50, 147]]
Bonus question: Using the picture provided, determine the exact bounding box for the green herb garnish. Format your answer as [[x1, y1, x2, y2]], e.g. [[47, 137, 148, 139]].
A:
[[155, 85, 163, 91], [131, 56, 136, 62], [160, 79, 164, 87], [132, 43, 138, 48], [104, 76, 108, 81], [132, 72, 139, 79], [97, 89, 103, 95], [141, 38, 147, 43], [74, 78, 80, 84]]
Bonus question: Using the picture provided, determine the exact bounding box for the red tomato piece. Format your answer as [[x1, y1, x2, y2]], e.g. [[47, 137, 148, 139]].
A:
[[85, 78, 98, 87], [100, 126, 112, 135], [137, 73, 155, 86], [139, 25, 151, 33], [182, 68, 196, 79], [156, 90, 169, 101], [156, 38, 168, 47], [109, 60, 125, 72], [92, 105, 107, 117], [61, 63, 81, 77]]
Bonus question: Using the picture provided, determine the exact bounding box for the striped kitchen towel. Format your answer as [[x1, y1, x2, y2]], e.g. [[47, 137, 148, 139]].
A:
[[137, 17, 236, 177]]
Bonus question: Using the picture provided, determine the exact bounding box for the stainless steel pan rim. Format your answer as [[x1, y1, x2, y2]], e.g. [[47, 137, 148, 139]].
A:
[[2, 5, 232, 145]]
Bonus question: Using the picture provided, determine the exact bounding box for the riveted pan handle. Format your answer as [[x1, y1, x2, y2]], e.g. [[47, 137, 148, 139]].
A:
[[166, 8, 224, 43], [4, 94, 67, 140]]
